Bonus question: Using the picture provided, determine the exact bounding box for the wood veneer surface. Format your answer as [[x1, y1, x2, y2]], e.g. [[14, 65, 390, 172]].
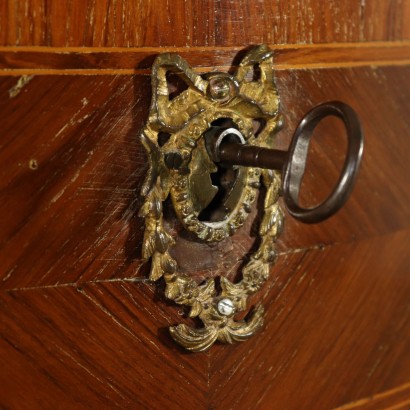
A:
[[1, 67, 409, 288], [1, 1, 410, 408], [1, 0, 409, 47], [1, 42, 410, 75], [1, 231, 409, 409], [0, 64, 409, 408]]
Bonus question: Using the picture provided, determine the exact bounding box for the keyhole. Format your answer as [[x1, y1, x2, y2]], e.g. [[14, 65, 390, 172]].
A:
[[198, 164, 239, 222], [197, 119, 244, 223]]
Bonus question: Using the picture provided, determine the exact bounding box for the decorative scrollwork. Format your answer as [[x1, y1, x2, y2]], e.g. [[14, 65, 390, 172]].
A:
[[140, 45, 284, 352]]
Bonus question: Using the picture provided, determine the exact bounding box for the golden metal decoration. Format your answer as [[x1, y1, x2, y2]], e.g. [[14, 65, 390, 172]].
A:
[[140, 45, 284, 352]]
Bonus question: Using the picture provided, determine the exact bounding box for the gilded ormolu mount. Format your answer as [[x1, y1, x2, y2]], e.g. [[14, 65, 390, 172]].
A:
[[139, 45, 284, 352]]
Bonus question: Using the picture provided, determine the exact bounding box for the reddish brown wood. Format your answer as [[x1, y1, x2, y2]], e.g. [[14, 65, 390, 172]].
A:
[[0, 63, 409, 407], [209, 229, 410, 409], [0, 281, 209, 409], [1, 66, 409, 289], [0, 75, 150, 289], [335, 382, 410, 409], [1, 231, 409, 408], [275, 66, 410, 252], [1, 0, 409, 47], [1, 42, 410, 74], [1, 1, 410, 408]]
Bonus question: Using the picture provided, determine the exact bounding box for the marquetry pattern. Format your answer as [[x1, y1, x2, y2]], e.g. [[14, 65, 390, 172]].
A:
[[1, 42, 410, 76], [208, 230, 410, 409], [2, 230, 410, 409], [1, 66, 409, 407], [1, 67, 410, 289]]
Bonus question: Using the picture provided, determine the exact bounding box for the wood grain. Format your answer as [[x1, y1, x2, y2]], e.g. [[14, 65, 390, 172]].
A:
[[1, 0, 409, 48], [1, 42, 410, 75], [1, 66, 409, 290], [209, 229, 410, 409], [275, 65, 410, 252], [1, 230, 409, 409], [1, 1, 410, 407], [0, 63, 409, 408], [0, 281, 209, 409], [0, 75, 150, 289], [335, 382, 410, 409]]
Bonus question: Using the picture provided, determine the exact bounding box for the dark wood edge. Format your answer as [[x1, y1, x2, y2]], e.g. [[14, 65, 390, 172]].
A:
[[0, 42, 410, 75]]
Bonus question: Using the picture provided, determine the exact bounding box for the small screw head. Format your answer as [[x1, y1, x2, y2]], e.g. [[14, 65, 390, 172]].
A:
[[217, 298, 235, 316], [207, 74, 238, 103]]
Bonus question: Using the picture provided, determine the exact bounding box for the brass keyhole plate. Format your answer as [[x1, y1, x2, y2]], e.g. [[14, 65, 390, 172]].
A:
[[139, 45, 284, 352]]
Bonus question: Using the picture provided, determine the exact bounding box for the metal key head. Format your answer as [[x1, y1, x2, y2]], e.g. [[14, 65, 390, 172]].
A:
[[282, 101, 364, 223], [205, 101, 364, 224]]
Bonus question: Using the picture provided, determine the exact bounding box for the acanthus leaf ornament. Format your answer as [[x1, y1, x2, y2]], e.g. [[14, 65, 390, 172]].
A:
[[139, 45, 284, 352], [139, 45, 364, 352]]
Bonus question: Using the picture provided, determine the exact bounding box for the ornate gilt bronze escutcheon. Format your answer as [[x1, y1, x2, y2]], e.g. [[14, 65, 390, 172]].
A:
[[139, 45, 363, 352]]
